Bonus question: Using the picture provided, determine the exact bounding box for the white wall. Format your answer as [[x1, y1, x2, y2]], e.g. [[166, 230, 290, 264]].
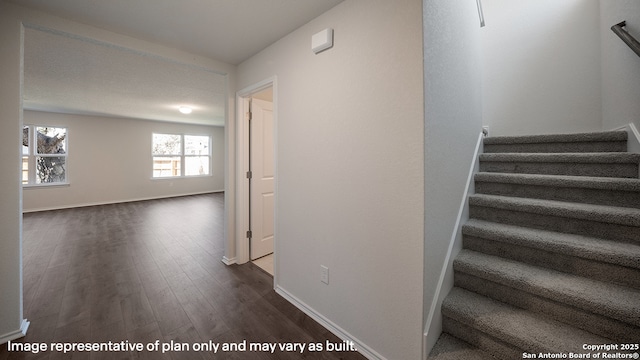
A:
[[0, 1, 236, 344], [0, 2, 26, 344], [600, 1, 640, 131], [22, 111, 225, 212], [481, 0, 602, 136], [422, 0, 484, 353], [237, 0, 424, 358]]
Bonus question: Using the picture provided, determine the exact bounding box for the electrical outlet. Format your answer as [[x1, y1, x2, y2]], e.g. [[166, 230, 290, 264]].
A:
[[320, 265, 329, 284]]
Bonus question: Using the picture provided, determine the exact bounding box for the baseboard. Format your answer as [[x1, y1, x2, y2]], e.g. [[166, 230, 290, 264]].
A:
[[611, 123, 640, 153], [611, 123, 640, 177], [626, 123, 640, 154], [22, 190, 224, 213], [221, 256, 236, 265], [423, 131, 484, 358], [0, 319, 30, 345], [275, 286, 386, 360]]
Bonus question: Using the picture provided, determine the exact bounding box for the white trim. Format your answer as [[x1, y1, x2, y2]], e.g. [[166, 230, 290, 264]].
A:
[[221, 256, 236, 265], [275, 286, 386, 360], [611, 123, 640, 153], [235, 96, 251, 264], [150, 175, 213, 180], [23, 183, 70, 189], [625, 124, 640, 177], [630, 124, 640, 152], [22, 190, 223, 213], [611, 123, 640, 177], [0, 319, 29, 345], [235, 77, 277, 266], [20, 319, 29, 336], [423, 131, 484, 356], [626, 123, 640, 154]]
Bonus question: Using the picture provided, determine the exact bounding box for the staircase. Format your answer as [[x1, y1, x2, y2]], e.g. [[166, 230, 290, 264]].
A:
[[429, 131, 640, 360]]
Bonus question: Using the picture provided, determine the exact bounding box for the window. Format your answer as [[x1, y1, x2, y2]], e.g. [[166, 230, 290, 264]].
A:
[[22, 126, 68, 185], [152, 134, 181, 177], [184, 135, 210, 176], [152, 133, 210, 178]]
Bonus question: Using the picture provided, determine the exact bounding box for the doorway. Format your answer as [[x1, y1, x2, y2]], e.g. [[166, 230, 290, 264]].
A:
[[249, 88, 275, 275], [236, 78, 277, 277]]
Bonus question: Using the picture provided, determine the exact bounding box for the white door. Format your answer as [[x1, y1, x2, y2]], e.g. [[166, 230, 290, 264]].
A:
[[250, 98, 274, 260]]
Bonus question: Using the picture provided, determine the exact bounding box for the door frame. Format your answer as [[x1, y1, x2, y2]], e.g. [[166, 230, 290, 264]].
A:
[[235, 77, 277, 271]]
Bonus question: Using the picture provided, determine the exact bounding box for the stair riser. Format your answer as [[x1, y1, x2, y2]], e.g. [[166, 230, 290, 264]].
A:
[[454, 257, 640, 328], [463, 235, 640, 289], [475, 182, 640, 209], [434, 131, 639, 359], [441, 317, 522, 360], [479, 161, 639, 178], [453, 272, 640, 342], [484, 141, 627, 154], [469, 205, 640, 244], [428, 334, 496, 360]]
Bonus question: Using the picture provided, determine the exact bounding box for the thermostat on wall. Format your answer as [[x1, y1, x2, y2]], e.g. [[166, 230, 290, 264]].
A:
[[312, 28, 334, 54]]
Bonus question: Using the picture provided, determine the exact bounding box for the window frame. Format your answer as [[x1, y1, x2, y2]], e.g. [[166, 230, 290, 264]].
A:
[[22, 124, 69, 187], [152, 133, 211, 179]]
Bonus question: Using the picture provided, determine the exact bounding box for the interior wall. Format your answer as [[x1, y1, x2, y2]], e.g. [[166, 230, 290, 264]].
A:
[[237, 0, 424, 358], [480, 0, 602, 136], [422, 0, 484, 353], [0, 2, 26, 344], [0, 1, 236, 344], [22, 111, 225, 212], [600, 0, 640, 131]]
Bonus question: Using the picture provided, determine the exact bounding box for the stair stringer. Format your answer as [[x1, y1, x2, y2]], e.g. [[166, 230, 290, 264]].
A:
[[423, 131, 485, 358], [615, 123, 640, 155]]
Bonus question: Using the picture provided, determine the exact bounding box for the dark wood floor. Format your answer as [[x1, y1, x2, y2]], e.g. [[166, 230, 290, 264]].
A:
[[0, 193, 366, 360]]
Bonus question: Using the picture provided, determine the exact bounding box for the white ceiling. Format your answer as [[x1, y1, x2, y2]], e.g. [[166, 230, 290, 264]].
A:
[[24, 27, 229, 126], [9, 0, 343, 65], [10, 0, 344, 125]]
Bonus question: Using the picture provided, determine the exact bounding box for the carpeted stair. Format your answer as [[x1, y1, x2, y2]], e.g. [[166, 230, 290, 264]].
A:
[[429, 131, 640, 360]]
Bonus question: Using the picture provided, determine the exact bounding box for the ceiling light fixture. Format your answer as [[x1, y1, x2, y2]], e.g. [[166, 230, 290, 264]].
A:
[[178, 106, 193, 114]]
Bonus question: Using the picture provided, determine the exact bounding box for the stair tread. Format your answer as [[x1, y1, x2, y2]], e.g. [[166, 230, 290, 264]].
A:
[[474, 172, 640, 191], [463, 219, 640, 269], [443, 131, 640, 359], [469, 194, 640, 227], [483, 131, 628, 145], [454, 250, 640, 326], [428, 333, 497, 360], [479, 152, 640, 163], [443, 287, 613, 353]]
